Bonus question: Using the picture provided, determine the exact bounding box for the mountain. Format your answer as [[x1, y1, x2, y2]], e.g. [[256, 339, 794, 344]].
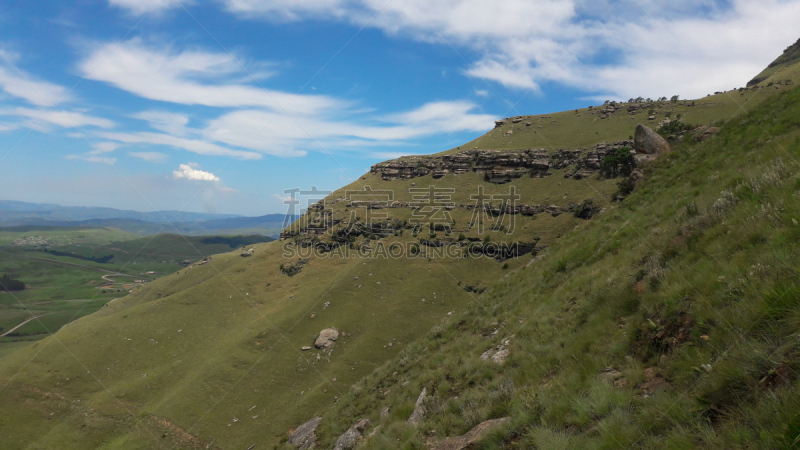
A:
[[0, 200, 241, 223], [1, 41, 799, 449], [748, 37, 800, 86], [0, 213, 296, 238]]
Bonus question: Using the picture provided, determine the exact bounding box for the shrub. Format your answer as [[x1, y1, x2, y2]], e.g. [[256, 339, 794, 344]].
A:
[[0, 274, 25, 291], [601, 147, 635, 178]]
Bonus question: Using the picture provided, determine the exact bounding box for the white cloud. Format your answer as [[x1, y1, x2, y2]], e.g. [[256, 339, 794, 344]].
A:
[[65, 154, 117, 164], [474, 89, 489, 97], [78, 39, 497, 160], [129, 151, 168, 162], [222, 0, 800, 100], [0, 107, 114, 130], [108, 0, 188, 15], [131, 110, 190, 136], [65, 150, 117, 164], [173, 163, 219, 181], [98, 131, 262, 160], [79, 39, 339, 116], [223, 0, 353, 21], [202, 101, 495, 156], [91, 142, 118, 154], [272, 193, 293, 202], [0, 65, 70, 107], [0, 122, 19, 132], [64, 141, 119, 164]]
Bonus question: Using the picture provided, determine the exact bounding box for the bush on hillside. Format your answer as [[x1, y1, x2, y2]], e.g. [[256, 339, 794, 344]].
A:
[[0, 274, 25, 291], [199, 235, 272, 248], [601, 147, 635, 178], [42, 249, 114, 264], [658, 120, 695, 136]]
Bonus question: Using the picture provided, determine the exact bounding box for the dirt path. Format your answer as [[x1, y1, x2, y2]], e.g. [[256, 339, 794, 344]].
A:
[[1, 314, 49, 337]]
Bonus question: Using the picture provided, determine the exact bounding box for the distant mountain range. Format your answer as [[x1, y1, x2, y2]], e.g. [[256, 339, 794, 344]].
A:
[[0, 200, 295, 237], [0, 200, 241, 223]]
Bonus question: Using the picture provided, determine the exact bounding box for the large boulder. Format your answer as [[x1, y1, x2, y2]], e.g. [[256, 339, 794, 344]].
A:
[[288, 416, 322, 450], [333, 418, 370, 450], [314, 328, 339, 349], [634, 124, 670, 155], [433, 417, 511, 450]]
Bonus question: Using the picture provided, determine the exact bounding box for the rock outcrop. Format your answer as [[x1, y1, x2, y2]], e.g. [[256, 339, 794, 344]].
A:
[[432, 417, 511, 450], [333, 418, 369, 450], [480, 337, 512, 365], [314, 328, 339, 349], [407, 387, 427, 425], [288, 416, 322, 449], [634, 124, 670, 155], [370, 141, 633, 183]]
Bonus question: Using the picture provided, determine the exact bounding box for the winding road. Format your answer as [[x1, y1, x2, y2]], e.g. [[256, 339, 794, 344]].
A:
[[1, 314, 49, 337]]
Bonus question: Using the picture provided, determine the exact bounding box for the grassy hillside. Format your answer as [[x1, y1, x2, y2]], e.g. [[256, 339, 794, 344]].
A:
[[315, 76, 800, 449], [0, 238, 508, 448], [0, 231, 274, 363], [0, 226, 138, 247], [49, 233, 275, 267], [0, 57, 799, 449], [0, 215, 290, 239]]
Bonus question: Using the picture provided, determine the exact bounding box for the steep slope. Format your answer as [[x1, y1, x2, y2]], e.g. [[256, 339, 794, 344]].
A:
[[315, 78, 800, 449], [1, 55, 799, 449], [749, 37, 800, 86]]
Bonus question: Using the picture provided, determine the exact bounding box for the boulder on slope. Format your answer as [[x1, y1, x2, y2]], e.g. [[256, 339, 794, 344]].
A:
[[634, 124, 670, 155]]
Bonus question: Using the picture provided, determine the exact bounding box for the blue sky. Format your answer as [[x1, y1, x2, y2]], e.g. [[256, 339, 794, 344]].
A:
[[1, 0, 798, 216]]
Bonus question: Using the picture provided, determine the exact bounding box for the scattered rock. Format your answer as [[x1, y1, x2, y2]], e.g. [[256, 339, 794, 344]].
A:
[[407, 387, 427, 425], [288, 416, 322, 449], [432, 417, 511, 450], [333, 418, 370, 450], [314, 328, 339, 349], [481, 338, 511, 365], [694, 126, 721, 142], [366, 424, 382, 439], [380, 406, 390, 417], [598, 367, 627, 387], [634, 124, 670, 155], [491, 349, 510, 365], [301, 346, 312, 351], [628, 168, 645, 188], [240, 248, 254, 257]]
